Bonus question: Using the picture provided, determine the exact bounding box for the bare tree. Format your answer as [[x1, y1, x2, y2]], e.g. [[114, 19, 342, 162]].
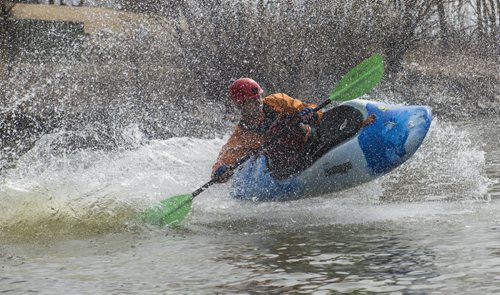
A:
[[492, 0, 500, 53], [477, 0, 485, 39], [437, 0, 450, 48], [0, 0, 9, 76], [112, 0, 495, 77], [381, 0, 438, 72], [485, 0, 498, 37]]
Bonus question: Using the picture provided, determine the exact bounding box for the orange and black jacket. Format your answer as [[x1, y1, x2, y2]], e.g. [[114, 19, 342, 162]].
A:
[[211, 93, 322, 178]]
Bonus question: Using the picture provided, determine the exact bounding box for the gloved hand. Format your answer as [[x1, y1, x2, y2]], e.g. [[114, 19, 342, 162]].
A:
[[299, 107, 314, 123], [213, 164, 230, 182]]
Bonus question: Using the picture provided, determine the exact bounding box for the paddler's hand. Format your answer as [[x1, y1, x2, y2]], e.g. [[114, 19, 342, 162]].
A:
[[299, 107, 315, 123], [212, 164, 231, 183]]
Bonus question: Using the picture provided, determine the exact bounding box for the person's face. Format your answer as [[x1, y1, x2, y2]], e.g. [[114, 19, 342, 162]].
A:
[[239, 96, 263, 117]]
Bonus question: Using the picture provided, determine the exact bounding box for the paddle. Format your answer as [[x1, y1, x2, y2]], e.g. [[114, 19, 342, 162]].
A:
[[313, 53, 384, 111], [140, 53, 384, 226]]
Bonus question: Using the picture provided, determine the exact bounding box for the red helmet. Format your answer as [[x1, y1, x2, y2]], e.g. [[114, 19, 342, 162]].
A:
[[229, 78, 264, 105]]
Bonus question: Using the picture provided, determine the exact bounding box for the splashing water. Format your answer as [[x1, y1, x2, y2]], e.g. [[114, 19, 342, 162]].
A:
[[381, 118, 490, 202], [0, 129, 226, 239], [1, 114, 491, 240]]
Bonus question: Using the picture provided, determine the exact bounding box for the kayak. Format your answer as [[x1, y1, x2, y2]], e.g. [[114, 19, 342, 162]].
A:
[[230, 99, 432, 201]]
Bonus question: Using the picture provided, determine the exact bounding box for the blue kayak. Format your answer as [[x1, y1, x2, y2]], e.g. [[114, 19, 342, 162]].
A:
[[230, 99, 432, 201]]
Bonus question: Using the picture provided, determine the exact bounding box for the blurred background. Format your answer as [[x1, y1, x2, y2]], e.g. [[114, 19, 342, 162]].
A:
[[1, 0, 498, 171]]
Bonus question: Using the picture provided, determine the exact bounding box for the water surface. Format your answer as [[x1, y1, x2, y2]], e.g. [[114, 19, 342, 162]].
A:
[[1, 117, 499, 294]]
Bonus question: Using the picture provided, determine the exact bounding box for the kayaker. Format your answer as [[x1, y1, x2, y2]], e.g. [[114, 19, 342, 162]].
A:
[[211, 78, 323, 182]]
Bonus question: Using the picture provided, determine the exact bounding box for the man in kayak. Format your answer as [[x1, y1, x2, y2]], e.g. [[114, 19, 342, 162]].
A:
[[211, 78, 324, 182]]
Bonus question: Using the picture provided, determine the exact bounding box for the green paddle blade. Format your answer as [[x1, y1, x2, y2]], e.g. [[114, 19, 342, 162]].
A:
[[329, 53, 384, 102], [140, 194, 193, 226]]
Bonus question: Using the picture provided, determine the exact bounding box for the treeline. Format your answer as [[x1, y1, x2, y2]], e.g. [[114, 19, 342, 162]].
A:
[[112, 0, 499, 102], [1, 0, 498, 169], [2, 1, 498, 113]]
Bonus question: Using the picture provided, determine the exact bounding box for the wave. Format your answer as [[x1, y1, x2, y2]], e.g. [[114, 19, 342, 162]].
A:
[[0, 134, 226, 240], [0, 117, 492, 240]]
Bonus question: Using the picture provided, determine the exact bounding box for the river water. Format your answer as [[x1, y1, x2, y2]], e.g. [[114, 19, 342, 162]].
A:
[[1, 115, 499, 294]]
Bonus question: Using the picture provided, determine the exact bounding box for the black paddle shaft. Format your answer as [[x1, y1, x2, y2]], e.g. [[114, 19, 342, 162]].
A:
[[313, 99, 332, 112], [190, 153, 254, 198], [192, 179, 216, 197]]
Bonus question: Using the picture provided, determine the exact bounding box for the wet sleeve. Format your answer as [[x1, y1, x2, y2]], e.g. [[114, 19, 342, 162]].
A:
[[265, 93, 323, 126], [211, 127, 264, 177]]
